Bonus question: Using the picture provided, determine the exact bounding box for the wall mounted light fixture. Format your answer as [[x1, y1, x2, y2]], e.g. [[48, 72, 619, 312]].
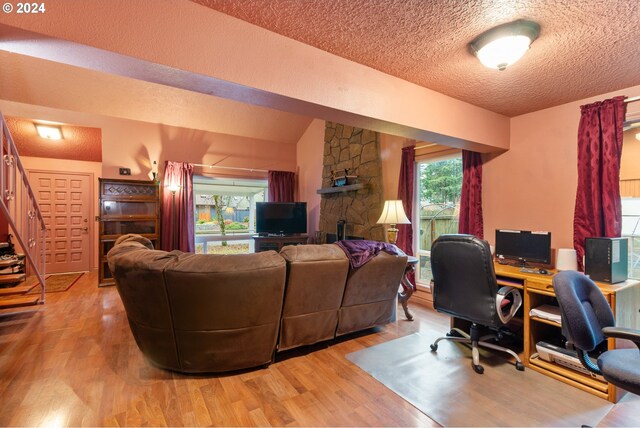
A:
[[35, 124, 63, 140], [151, 160, 158, 181], [469, 19, 540, 71]]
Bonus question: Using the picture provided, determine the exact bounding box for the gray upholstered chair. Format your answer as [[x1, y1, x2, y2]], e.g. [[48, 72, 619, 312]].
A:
[[553, 271, 640, 395], [429, 234, 524, 374]]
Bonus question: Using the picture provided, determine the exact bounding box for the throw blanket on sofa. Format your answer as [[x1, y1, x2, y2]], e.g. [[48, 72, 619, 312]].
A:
[[336, 240, 405, 269]]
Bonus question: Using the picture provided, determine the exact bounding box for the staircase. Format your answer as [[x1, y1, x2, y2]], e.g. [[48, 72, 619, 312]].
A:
[[0, 112, 47, 309]]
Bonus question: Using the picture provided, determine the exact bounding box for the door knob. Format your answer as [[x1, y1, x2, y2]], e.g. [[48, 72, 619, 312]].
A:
[[82, 227, 89, 232]]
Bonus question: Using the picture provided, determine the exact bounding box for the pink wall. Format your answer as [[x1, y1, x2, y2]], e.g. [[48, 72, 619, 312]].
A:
[[296, 119, 324, 235], [483, 84, 640, 251], [0, 100, 296, 181], [379, 134, 416, 201], [621, 129, 640, 180], [1, 0, 510, 152]]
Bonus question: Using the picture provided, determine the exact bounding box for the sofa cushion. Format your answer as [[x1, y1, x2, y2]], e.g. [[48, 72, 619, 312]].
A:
[[278, 244, 349, 350], [337, 251, 407, 336]]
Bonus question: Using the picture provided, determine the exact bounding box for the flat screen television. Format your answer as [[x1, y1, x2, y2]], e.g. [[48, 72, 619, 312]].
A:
[[495, 229, 552, 265], [256, 202, 307, 235]]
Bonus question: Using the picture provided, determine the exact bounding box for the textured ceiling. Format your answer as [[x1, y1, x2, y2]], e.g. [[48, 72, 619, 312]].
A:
[[5, 116, 102, 162], [192, 0, 640, 117]]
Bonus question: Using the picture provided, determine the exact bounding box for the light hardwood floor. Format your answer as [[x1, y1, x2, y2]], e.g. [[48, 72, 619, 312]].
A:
[[0, 271, 638, 426]]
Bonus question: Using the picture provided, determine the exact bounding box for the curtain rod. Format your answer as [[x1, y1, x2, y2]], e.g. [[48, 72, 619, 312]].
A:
[[414, 143, 437, 150], [191, 163, 268, 173], [625, 96, 640, 103]]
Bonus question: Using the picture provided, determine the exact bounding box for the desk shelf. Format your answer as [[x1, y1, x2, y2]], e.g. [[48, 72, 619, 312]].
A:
[[493, 262, 640, 403], [529, 356, 609, 398], [529, 316, 561, 327]]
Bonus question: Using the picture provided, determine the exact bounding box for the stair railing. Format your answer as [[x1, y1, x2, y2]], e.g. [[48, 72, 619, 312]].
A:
[[0, 112, 47, 302]]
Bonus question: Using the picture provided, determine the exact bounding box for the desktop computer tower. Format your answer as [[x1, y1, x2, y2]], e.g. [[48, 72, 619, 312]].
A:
[[585, 237, 628, 284]]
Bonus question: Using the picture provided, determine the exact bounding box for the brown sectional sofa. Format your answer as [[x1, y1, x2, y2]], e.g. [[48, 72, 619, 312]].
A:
[[107, 234, 407, 373]]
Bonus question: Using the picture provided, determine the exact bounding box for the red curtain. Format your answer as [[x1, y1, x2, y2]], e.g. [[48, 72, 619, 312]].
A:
[[573, 96, 626, 270], [268, 170, 296, 202], [458, 150, 484, 238], [161, 161, 195, 252], [396, 145, 415, 255]]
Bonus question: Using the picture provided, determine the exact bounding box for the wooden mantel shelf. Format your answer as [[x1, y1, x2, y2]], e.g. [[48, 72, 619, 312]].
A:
[[316, 183, 366, 194]]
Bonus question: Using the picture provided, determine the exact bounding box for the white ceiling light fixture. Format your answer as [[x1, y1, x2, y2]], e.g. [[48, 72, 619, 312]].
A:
[[469, 19, 540, 71], [34, 123, 63, 140], [635, 132, 640, 141]]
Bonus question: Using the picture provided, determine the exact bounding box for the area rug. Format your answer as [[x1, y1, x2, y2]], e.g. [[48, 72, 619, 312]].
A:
[[346, 331, 614, 427], [26, 272, 84, 294]]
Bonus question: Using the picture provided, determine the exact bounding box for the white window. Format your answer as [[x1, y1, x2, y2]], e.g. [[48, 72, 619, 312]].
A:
[[414, 154, 463, 288], [621, 198, 640, 279], [193, 176, 267, 254]]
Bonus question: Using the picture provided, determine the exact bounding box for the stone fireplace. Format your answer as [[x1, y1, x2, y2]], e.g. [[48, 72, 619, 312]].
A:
[[318, 122, 385, 241]]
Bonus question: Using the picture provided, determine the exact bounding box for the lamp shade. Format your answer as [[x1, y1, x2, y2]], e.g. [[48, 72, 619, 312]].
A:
[[167, 183, 181, 193], [377, 200, 410, 225], [556, 248, 578, 271]]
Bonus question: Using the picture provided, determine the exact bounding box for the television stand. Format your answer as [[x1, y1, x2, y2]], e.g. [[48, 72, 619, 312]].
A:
[[253, 234, 308, 253]]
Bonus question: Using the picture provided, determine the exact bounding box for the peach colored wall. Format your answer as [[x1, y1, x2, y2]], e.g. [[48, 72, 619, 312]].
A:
[[1, 0, 510, 152], [621, 129, 640, 180], [20, 156, 102, 270], [0, 100, 296, 181], [483, 84, 640, 251], [296, 119, 324, 235], [379, 134, 417, 201]]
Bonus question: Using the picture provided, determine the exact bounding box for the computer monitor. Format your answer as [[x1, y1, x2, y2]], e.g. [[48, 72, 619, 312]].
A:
[[495, 229, 552, 265]]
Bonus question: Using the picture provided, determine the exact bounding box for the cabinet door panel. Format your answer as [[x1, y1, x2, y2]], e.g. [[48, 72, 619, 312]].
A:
[[103, 220, 157, 236], [102, 201, 156, 217]]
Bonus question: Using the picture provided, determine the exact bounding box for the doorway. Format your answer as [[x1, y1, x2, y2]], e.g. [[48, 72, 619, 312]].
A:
[[29, 170, 92, 274]]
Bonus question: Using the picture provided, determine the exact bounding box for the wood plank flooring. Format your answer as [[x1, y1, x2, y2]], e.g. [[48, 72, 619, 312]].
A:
[[0, 270, 638, 426]]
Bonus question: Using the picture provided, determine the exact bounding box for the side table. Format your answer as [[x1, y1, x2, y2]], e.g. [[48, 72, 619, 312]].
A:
[[399, 256, 419, 320]]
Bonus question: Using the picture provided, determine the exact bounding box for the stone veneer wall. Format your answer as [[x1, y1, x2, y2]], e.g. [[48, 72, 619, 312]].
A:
[[319, 122, 385, 241]]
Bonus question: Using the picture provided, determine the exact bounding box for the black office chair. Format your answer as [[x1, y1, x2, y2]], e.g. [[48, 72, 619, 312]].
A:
[[553, 271, 640, 395], [429, 234, 524, 374]]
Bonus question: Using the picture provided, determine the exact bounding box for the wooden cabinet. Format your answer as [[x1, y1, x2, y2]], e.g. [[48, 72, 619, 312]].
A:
[[253, 235, 308, 252], [98, 178, 160, 286], [493, 263, 640, 402]]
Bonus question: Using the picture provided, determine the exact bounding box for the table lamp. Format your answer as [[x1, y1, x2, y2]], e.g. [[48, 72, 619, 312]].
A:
[[377, 200, 410, 245]]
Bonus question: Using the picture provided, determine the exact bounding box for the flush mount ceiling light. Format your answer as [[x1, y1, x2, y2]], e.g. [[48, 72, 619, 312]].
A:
[[34, 123, 63, 140], [469, 19, 540, 71]]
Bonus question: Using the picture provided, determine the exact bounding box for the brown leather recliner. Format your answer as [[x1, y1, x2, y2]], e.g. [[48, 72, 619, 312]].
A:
[[278, 244, 349, 351], [336, 251, 408, 336], [108, 235, 408, 373], [107, 235, 286, 373]]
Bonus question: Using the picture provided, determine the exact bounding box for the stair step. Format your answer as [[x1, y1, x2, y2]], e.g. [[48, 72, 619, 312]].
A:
[[0, 295, 40, 309], [0, 259, 21, 267], [0, 273, 26, 284], [0, 282, 38, 296]]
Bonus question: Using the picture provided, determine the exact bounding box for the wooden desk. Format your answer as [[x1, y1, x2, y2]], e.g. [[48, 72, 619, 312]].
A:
[[493, 262, 640, 402]]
